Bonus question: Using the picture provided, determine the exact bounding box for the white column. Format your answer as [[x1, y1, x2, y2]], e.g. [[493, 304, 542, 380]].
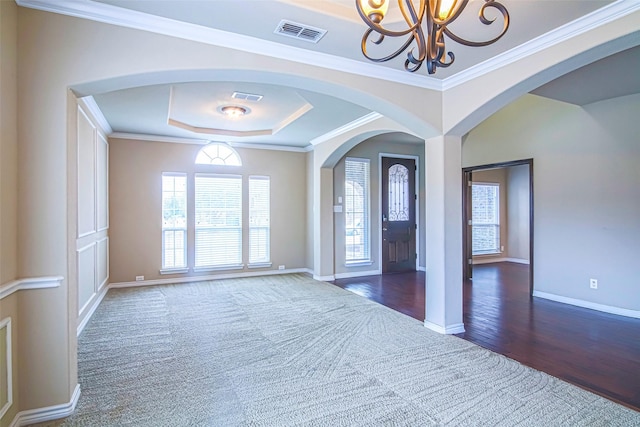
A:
[[424, 135, 464, 334]]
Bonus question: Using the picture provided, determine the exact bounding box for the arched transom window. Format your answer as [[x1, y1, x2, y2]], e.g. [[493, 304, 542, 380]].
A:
[[195, 142, 242, 166]]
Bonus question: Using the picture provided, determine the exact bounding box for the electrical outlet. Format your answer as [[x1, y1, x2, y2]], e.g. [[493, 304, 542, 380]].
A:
[[590, 278, 598, 289], [136, 275, 144, 281], [278, 265, 285, 270]]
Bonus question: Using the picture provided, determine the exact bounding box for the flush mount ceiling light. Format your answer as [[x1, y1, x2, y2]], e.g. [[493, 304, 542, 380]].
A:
[[356, 0, 510, 74], [219, 105, 249, 117]]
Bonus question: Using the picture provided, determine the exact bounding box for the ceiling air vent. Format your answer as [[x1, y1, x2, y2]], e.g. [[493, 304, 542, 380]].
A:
[[274, 20, 327, 44], [232, 91, 263, 102]]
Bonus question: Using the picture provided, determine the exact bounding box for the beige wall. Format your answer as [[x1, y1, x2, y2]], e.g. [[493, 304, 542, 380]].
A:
[[333, 136, 425, 275], [305, 151, 314, 270], [464, 93, 640, 311], [0, 1, 19, 425], [507, 164, 530, 261], [471, 168, 508, 262], [0, 0, 18, 286], [109, 139, 307, 283]]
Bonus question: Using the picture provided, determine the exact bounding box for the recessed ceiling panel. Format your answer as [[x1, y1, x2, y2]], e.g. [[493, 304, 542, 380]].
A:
[[167, 82, 313, 136]]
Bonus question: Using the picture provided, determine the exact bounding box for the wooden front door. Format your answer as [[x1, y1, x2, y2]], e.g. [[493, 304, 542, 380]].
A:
[[382, 157, 416, 273]]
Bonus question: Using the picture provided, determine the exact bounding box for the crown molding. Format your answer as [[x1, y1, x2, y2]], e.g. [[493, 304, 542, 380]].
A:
[[109, 132, 209, 145], [109, 132, 310, 152], [442, 0, 640, 90], [310, 112, 383, 146], [16, 0, 442, 91], [77, 96, 112, 135], [228, 142, 311, 153]]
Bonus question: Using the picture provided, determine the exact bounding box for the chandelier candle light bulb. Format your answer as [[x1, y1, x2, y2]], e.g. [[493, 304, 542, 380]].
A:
[[355, 0, 510, 74]]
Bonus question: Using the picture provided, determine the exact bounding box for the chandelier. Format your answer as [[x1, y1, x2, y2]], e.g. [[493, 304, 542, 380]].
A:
[[356, 0, 509, 74]]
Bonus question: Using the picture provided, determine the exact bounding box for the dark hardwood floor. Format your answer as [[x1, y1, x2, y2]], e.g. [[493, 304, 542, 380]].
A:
[[331, 262, 640, 411]]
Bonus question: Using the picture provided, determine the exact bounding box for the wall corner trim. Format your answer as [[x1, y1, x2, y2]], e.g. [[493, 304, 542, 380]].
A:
[[0, 276, 64, 301], [312, 274, 336, 282], [424, 321, 465, 335], [532, 291, 640, 319], [9, 384, 80, 427]]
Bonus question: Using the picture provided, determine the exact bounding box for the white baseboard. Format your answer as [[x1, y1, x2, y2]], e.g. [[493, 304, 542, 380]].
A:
[[504, 257, 530, 265], [472, 257, 507, 265], [334, 269, 380, 279], [109, 268, 313, 288], [424, 321, 465, 335], [533, 291, 640, 319], [473, 257, 530, 265], [10, 384, 80, 427], [77, 283, 110, 336], [417, 266, 426, 272]]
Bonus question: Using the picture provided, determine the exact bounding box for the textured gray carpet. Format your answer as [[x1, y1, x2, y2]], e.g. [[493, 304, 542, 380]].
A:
[[59, 274, 638, 426]]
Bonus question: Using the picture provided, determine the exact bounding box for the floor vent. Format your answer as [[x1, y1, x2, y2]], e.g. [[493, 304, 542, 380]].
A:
[[232, 91, 263, 102], [274, 20, 327, 43]]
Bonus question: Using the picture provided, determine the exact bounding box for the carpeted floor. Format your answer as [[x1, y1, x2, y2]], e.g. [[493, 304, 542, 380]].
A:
[[39, 274, 640, 426]]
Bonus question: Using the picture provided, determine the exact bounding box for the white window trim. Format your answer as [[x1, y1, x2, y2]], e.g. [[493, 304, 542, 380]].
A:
[[248, 262, 273, 269], [193, 264, 244, 273], [345, 157, 371, 265], [472, 181, 501, 256], [195, 142, 242, 166], [248, 175, 271, 265], [159, 267, 190, 275], [161, 172, 188, 270]]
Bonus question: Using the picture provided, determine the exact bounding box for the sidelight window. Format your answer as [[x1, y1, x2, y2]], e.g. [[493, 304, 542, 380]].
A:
[[161, 173, 187, 271], [249, 176, 271, 266], [345, 158, 370, 263]]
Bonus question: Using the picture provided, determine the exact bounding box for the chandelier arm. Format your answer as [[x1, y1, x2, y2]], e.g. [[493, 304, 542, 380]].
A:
[[361, 28, 417, 63], [442, 2, 509, 47], [355, 1, 418, 38], [399, 0, 424, 29]]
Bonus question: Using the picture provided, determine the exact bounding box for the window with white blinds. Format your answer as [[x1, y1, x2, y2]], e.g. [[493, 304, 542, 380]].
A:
[[345, 158, 370, 263], [161, 173, 187, 270], [194, 174, 242, 269], [472, 183, 500, 255], [249, 176, 270, 265]]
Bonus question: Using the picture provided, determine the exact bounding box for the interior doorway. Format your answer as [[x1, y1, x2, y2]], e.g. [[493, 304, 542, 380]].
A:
[[381, 156, 417, 273], [462, 159, 534, 295]]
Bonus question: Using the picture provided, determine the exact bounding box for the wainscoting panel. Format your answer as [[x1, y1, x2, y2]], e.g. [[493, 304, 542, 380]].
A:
[[97, 237, 109, 290], [0, 317, 12, 420], [77, 106, 96, 238], [78, 243, 97, 316], [97, 133, 109, 232], [74, 98, 110, 335]]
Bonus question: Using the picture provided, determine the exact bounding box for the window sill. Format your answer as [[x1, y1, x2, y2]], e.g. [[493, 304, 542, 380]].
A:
[[248, 262, 272, 269], [160, 268, 189, 275], [345, 260, 373, 267], [193, 264, 244, 273]]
